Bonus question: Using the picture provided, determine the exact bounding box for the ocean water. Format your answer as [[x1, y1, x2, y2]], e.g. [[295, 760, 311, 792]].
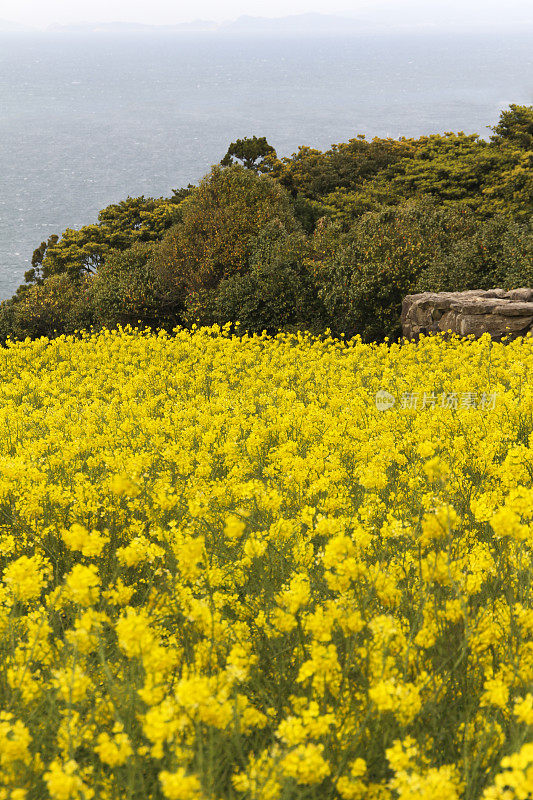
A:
[[0, 31, 531, 300]]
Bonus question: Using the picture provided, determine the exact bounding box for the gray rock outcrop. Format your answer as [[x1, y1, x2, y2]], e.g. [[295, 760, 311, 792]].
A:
[[402, 289, 533, 340]]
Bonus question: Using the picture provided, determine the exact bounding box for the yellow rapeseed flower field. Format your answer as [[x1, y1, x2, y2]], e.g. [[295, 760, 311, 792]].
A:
[[0, 325, 531, 800]]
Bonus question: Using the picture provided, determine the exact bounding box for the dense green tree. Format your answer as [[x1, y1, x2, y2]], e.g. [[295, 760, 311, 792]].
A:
[[89, 242, 185, 330], [26, 196, 183, 285], [220, 136, 277, 173], [271, 109, 533, 224], [480, 146, 533, 221], [419, 216, 533, 292], [0, 299, 16, 344], [3, 274, 93, 341], [319, 133, 524, 222], [3, 104, 531, 345], [26, 234, 58, 284], [211, 222, 325, 334], [170, 184, 196, 204], [316, 196, 532, 341], [272, 136, 414, 200], [290, 195, 332, 234], [378, 132, 533, 220], [157, 164, 299, 324], [490, 104, 533, 149], [317, 198, 479, 340]]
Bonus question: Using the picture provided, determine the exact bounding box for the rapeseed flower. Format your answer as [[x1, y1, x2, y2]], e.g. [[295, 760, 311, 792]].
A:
[[0, 326, 530, 798]]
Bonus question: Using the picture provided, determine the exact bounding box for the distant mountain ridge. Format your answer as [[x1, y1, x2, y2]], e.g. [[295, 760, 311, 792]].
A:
[[0, 18, 38, 32], [46, 15, 363, 35], [219, 13, 364, 33], [2, 6, 532, 35], [46, 20, 218, 33]]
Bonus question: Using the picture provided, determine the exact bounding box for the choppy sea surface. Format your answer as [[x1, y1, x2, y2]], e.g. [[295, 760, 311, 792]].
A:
[[0, 31, 531, 299]]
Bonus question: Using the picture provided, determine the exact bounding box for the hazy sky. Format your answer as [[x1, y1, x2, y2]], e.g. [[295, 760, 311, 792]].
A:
[[2, 0, 531, 29]]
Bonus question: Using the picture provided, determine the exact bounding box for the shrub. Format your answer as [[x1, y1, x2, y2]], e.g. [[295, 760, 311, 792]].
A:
[[89, 242, 185, 331], [158, 164, 299, 318], [317, 197, 473, 340], [419, 215, 533, 292], [1, 274, 92, 341], [26, 197, 183, 285], [211, 222, 326, 334]]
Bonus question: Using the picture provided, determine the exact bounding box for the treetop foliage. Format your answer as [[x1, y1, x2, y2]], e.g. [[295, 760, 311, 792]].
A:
[[220, 135, 277, 172], [490, 103, 533, 149], [24, 196, 182, 288]]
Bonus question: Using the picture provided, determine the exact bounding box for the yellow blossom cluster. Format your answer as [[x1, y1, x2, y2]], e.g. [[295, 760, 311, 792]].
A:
[[0, 325, 531, 799]]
